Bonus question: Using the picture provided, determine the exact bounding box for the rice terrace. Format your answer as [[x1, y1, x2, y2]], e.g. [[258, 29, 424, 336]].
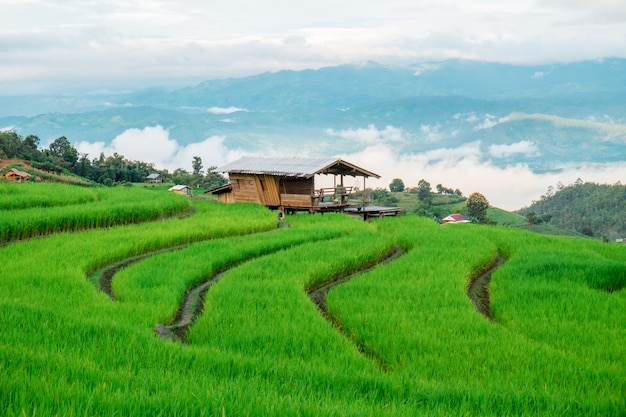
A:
[[1, 182, 625, 416]]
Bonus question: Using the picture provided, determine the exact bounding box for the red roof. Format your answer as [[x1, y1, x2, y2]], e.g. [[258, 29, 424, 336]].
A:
[[442, 214, 471, 223]]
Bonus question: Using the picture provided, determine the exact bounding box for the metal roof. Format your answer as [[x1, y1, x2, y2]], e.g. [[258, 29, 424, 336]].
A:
[[216, 157, 380, 179]]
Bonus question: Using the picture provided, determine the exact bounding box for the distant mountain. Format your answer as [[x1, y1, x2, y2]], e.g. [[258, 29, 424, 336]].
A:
[[517, 181, 626, 241], [1, 58, 626, 172]]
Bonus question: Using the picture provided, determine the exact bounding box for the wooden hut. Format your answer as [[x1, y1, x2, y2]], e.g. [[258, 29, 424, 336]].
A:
[[146, 173, 163, 183], [168, 184, 192, 196], [211, 156, 381, 216], [4, 168, 31, 183]]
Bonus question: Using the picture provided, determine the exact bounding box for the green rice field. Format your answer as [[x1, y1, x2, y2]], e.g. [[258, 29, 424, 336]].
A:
[[1, 183, 624, 416]]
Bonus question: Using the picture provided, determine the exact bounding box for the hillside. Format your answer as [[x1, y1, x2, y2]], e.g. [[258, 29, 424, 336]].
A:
[[517, 181, 626, 241], [1, 185, 625, 416]]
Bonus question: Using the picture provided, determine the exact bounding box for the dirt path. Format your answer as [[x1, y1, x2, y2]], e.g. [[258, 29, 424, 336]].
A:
[[155, 270, 229, 343], [308, 247, 404, 319], [466, 255, 504, 321], [91, 245, 188, 301], [308, 246, 405, 372]]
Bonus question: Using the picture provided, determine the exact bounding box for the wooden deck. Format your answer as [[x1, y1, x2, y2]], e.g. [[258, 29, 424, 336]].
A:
[[344, 205, 402, 220], [279, 186, 400, 220]]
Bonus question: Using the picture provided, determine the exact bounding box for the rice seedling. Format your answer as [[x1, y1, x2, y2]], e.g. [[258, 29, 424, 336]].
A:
[[0, 185, 191, 243], [0, 185, 624, 416]]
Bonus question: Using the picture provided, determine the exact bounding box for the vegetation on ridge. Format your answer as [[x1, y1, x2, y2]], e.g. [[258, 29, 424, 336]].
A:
[[518, 180, 626, 240]]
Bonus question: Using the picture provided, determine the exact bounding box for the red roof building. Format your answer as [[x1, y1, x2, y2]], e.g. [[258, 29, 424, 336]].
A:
[[442, 213, 471, 224]]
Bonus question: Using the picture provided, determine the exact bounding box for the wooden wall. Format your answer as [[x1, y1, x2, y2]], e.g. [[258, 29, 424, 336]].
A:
[[225, 175, 315, 208], [280, 177, 314, 195], [229, 174, 281, 207]]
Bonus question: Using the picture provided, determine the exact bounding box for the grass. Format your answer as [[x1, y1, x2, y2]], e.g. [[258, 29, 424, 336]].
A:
[[0, 185, 191, 243], [0, 183, 625, 416]]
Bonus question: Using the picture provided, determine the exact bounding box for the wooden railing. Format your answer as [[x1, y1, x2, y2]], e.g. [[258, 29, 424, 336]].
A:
[[312, 186, 353, 205]]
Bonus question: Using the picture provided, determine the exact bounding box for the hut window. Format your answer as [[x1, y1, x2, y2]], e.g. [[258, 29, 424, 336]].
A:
[[260, 179, 266, 191], [231, 179, 240, 191]]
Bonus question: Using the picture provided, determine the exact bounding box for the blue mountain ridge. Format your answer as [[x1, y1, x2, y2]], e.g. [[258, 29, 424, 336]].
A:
[[1, 58, 625, 172]]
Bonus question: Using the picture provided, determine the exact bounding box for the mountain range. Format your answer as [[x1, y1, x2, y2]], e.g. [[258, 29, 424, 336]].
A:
[[1, 58, 626, 174]]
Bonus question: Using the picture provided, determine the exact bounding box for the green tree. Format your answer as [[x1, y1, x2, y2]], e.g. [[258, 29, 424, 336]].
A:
[[192, 156, 204, 177], [21, 135, 41, 161], [525, 211, 542, 225], [467, 192, 489, 223], [0, 131, 22, 159], [47, 136, 78, 170], [172, 168, 194, 186], [417, 179, 432, 204], [389, 178, 405, 192], [200, 166, 228, 190]]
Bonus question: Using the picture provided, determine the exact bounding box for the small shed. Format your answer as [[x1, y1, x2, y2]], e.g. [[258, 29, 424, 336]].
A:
[[168, 184, 192, 196], [146, 173, 163, 183], [211, 156, 381, 215], [5, 168, 31, 183], [442, 213, 471, 224]]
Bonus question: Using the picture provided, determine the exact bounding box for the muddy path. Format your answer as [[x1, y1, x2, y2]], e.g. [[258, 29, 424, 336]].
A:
[[157, 246, 406, 345], [308, 246, 405, 319], [467, 255, 505, 321], [89, 245, 188, 301], [92, 242, 498, 366], [308, 246, 405, 372], [155, 269, 229, 343]]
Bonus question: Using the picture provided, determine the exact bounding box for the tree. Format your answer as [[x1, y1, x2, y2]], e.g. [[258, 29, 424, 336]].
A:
[[47, 136, 78, 170], [389, 178, 405, 192], [525, 211, 542, 225], [466, 192, 489, 223], [367, 188, 399, 206], [417, 179, 432, 204], [172, 168, 194, 186], [200, 165, 228, 190], [192, 156, 204, 177], [21, 135, 41, 161], [0, 131, 22, 159]]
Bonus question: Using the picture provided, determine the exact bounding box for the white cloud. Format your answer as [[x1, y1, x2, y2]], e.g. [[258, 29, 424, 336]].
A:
[[325, 124, 408, 145], [207, 107, 248, 115], [419, 124, 448, 142], [335, 143, 626, 211], [422, 141, 482, 161], [2, 0, 625, 93], [110, 125, 179, 163], [474, 114, 500, 130], [75, 125, 237, 171], [489, 140, 539, 158]]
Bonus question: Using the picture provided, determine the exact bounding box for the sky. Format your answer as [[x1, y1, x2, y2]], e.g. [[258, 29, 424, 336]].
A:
[[2, 0, 626, 94], [3, 0, 626, 210]]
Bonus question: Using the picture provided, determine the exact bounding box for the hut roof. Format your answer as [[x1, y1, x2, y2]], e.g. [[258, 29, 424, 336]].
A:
[[168, 184, 191, 191], [217, 157, 380, 179], [7, 168, 31, 178]]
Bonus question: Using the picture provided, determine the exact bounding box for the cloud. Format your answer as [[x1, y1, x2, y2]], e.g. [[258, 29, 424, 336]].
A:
[[328, 143, 626, 211], [2, 0, 626, 94], [207, 106, 248, 114], [419, 124, 448, 142], [75, 125, 237, 171], [489, 140, 539, 158], [473, 114, 506, 130], [325, 124, 408, 145], [422, 141, 482, 161]]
